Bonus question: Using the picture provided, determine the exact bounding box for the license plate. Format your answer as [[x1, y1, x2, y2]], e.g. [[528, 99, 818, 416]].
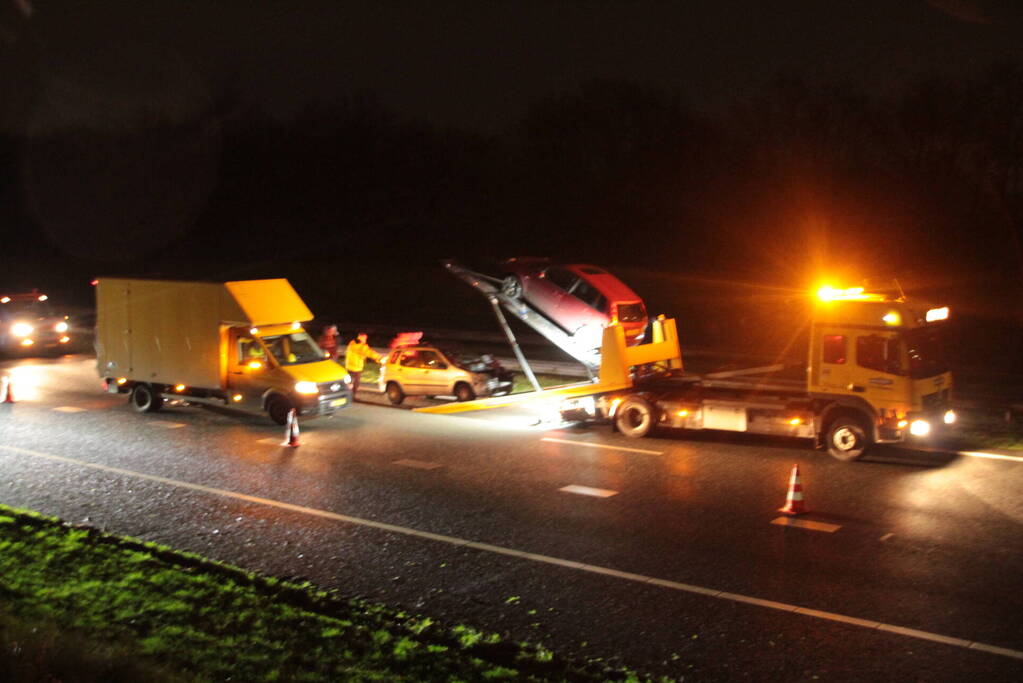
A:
[[331, 398, 347, 407]]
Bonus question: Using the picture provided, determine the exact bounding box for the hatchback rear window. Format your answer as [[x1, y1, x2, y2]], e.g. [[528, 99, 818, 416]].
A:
[[617, 303, 645, 322]]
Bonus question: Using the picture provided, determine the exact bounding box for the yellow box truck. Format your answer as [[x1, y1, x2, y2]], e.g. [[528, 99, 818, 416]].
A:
[[95, 278, 352, 424]]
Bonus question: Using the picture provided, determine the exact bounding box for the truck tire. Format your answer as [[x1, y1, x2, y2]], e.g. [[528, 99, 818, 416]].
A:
[[501, 275, 522, 299], [454, 382, 476, 402], [615, 396, 657, 438], [386, 381, 405, 405], [825, 415, 871, 461], [130, 384, 163, 413], [266, 395, 294, 425]]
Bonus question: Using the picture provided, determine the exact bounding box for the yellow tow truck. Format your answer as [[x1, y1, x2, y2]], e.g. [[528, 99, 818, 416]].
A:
[[557, 285, 956, 460]]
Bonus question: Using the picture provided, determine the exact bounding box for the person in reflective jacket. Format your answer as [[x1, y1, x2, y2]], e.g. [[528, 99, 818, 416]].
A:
[[344, 333, 382, 394]]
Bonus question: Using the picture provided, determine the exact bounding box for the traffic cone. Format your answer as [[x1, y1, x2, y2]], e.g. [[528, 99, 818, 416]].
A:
[[778, 464, 808, 515], [1, 376, 13, 403], [281, 408, 300, 447]]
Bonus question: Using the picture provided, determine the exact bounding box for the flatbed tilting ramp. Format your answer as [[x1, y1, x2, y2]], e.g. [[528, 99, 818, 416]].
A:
[[442, 259, 602, 373], [412, 379, 631, 414]]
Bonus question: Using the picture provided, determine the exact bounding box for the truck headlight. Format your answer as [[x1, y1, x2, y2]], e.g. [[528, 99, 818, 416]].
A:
[[294, 381, 319, 395], [11, 322, 33, 338], [55, 321, 69, 333], [909, 419, 931, 437], [943, 409, 956, 425]]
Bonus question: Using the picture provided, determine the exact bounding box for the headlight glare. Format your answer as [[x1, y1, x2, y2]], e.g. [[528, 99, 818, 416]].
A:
[[11, 322, 33, 338], [55, 321, 69, 333], [294, 381, 319, 395], [943, 409, 956, 425], [909, 419, 931, 437]]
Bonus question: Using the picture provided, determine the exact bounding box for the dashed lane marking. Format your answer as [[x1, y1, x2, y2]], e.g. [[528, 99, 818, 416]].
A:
[[2, 442, 1021, 662], [540, 436, 663, 455], [257, 437, 290, 445], [771, 517, 841, 533], [959, 451, 1023, 463], [394, 459, 443, 470], [560, 484, 618, 498], [52, 406, 86, 413], [880, 533, 894, 542], [151, 421, 186, 429]]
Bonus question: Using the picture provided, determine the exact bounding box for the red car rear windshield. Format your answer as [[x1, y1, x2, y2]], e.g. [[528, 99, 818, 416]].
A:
[[617, 303, 645, 322]]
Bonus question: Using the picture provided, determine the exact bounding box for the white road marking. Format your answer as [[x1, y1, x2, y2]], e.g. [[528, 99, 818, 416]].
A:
[[150, 421, 185, 429], [394, 459, 442, 470], [880, 533, 894, 542], [257, 437, 291, 445], [52, 406, 86, 413], [771, 517, 841, 533], [959, 450, 1023, 463], [541, 436, 663, 455], [559, 484, 618, 498], [2, 442, 1021, 662]]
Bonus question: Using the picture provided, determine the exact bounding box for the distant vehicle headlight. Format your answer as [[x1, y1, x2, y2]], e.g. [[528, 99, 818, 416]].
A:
[[11, 322, 33, 338], [55, 321, 69, 333], [909, 419, 931, 437], [943, 409, 956, 425], [294, 381, 319, 395]]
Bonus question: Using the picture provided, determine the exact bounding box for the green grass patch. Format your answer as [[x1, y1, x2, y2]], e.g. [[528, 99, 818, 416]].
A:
[[0, 504, 668, 682]]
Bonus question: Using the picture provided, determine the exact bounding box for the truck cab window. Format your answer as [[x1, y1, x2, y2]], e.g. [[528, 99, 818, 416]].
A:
[[822, 335, 846, 364], [857, 335, 901, 375], [239, 338, 265, 365]]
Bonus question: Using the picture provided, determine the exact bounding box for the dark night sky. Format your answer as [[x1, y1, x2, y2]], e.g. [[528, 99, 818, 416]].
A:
[[10, 0, 1023, 134]]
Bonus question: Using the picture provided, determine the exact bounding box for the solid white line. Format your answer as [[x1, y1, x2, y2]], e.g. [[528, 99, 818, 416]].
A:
[[2, 442, 1022, 662], [771, 517, 841, 533], [541, 436, 663, 455], [394, 459, 443, 470], [959, 451, 1023, 463], [560, 484, 618, 498], [150, 421, 186, 429]]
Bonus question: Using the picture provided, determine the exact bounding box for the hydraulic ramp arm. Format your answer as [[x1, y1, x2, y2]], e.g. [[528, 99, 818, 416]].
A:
[[442, 259, 603, 384]]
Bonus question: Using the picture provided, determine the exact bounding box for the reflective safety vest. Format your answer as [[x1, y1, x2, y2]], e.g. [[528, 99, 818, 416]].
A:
[[344, 341, 381, 372]]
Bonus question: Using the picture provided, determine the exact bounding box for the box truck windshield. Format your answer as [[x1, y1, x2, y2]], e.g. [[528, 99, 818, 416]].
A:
[[261, 331, 325, 365]]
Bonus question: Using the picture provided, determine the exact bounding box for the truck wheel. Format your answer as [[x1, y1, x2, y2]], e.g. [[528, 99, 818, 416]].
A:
[[130, 384, 163, 413], [826, 416, 871, 461], [615, 397, 657, 438], [386, 381, 405, 405], [454, 383, 476, 402], [501, 275, 522, 299], [266, 395, 294, 425]]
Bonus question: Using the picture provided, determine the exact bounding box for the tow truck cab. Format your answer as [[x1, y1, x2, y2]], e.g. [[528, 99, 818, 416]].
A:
[[809, 286, 954, 456]]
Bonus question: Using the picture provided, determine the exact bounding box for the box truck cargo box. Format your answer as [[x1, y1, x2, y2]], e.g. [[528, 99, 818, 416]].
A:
[[95, 278, 351, 424]]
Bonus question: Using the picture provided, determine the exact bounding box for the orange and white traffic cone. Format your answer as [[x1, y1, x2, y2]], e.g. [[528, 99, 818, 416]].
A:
[[778, 464, 808, 515], [1, 375, 13, 403], [281, 408, 300, 447]]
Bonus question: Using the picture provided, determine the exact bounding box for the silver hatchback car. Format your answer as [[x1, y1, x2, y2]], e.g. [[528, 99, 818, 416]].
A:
[[378, 343, 514, 405]]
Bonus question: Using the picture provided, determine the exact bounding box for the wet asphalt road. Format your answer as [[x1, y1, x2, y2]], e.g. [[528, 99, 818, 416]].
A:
[[1, 355, 1023, 681]]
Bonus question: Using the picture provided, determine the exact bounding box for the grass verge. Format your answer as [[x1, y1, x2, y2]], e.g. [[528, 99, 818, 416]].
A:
[[0, 504, 666, 682]]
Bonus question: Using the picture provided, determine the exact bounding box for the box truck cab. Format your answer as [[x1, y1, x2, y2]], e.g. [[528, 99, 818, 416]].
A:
[[95, 278, 351, 424]]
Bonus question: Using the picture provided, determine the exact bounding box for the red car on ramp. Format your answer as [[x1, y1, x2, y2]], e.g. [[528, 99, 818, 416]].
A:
[[500, 259, 648, 345]]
